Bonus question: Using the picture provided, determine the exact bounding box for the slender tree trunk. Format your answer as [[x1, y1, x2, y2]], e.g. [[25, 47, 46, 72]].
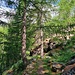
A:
[[21, 0, 27, 67], [40, 27, 43, 58], [40, 11, 44, 58], [37, 6, 44, 58]]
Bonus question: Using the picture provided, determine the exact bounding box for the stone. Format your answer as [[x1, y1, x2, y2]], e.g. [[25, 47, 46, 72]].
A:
[[51, 62, 65, 72], [62, 64, 75, 75]]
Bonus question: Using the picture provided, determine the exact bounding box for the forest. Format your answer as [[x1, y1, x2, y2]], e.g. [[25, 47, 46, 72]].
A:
[[0, 0, 75, 75]]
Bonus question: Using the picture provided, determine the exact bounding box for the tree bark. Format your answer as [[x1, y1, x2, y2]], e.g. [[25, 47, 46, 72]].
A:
[[40, 11, 44, 58], [21, 0, 27, 67], [40, 27, 43, 58]]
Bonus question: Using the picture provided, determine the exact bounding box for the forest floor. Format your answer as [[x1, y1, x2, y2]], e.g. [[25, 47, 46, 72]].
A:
[[23, 46, 75, 75], [2, 36, 75, 75]]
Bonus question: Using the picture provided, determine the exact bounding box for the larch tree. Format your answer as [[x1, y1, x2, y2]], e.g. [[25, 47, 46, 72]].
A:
[[58, 0, 75, 25], [21, 0, 27, 67], [32, 0, 57, 58]]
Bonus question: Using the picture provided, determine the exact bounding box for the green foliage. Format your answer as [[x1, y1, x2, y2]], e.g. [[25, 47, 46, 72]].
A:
[[0, 0, 75, 74], [58, 0, 75, 25], [0, 26, 8, 73], [53, 50, 75, 63]]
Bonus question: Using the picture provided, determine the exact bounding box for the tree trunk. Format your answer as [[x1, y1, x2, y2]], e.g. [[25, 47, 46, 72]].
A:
[[40, 11, 44, 58], [40, 28, 43, 58], [21, 0, 27, 67]]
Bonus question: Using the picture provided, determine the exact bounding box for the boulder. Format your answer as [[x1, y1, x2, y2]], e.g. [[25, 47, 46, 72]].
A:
[[61, 56, 75, 75], [51, 62, 65, 72], [61, 64, 75, 75]]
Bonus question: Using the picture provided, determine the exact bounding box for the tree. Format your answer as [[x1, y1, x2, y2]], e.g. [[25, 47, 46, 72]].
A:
[[21, 0, 27, 67], [31, 0, 57, 58], [58, 0, 75, 25]]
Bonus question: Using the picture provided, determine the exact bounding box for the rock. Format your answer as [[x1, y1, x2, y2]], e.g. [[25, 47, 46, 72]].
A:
[[61, 64, 75, 75], [30, 44, 41, 56], [48, 40, 56, 50], [61, 67, 75, 75], [67, 56, 75, 65], [43, 38, 57, 53], [37, 66, 45, 75], [70, 67, 75, 74], [51, 62, 65, 72], [62, 56, 75, 75], [67, 59, 75, 65]]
